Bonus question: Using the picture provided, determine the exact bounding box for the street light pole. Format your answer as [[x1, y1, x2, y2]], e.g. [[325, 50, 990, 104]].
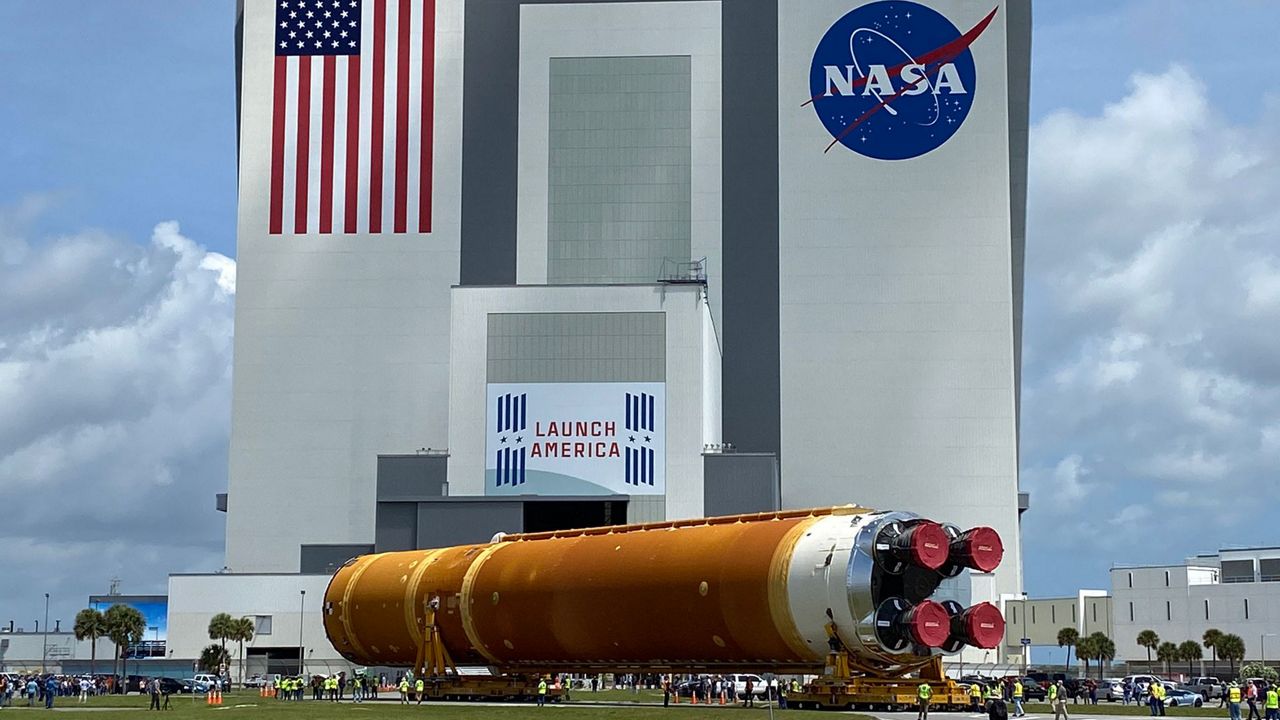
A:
[[298, 590, 306, 677], [42, 593, 49, 675]]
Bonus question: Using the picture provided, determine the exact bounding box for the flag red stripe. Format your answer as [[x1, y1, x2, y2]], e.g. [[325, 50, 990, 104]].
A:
[[319, 55, 337, 234], [393, 0, 411, 233], [269, 56, 288, 235], [295, 55, 312, 234], [344, 56, 361, 234], [419, 0, 435, 234], [368, 0, 387, 234]]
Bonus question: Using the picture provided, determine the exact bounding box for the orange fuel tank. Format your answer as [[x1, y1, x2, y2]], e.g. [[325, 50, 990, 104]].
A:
[[322, 506, 1004, 673]]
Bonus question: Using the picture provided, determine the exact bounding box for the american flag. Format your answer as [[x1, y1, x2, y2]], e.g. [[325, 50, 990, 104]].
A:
[[270, 0, 434, 235]]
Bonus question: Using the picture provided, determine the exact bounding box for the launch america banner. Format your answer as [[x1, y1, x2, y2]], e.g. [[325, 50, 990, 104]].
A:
[[485, 382, 665, 496]]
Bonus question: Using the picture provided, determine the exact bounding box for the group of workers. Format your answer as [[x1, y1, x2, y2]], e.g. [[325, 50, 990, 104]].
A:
[[1225, 679, 1280, 720], [272, 672, 373, 701]]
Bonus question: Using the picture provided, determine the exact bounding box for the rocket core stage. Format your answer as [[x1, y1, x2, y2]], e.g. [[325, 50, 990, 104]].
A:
[[322, 506, 1005, 673]]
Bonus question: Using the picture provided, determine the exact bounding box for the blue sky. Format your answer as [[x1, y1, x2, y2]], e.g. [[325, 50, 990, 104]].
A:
[[2, 1, 1279, 656]]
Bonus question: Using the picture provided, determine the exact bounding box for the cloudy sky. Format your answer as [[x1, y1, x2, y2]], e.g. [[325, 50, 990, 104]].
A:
[[2, 0, 1279, 644]]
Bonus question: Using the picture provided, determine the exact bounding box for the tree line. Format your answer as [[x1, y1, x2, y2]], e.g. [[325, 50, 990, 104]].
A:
[[1055, 626, 1247, 678]]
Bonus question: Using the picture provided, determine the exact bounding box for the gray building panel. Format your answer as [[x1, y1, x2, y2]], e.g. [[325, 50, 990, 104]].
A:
[[299, 544, 374, 575], [376, 454, 448, 502], [487, 312, 665, 383], [374, 502, 419, 553], [547, 55, 692, 285], [417, 501, 524, 549], [703, 453, 780, 517], [720, 0, 780, 460]]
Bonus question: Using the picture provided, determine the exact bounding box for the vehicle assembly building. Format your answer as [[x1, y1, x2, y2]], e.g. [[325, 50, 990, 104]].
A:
[[165, 0, 1032, 675]]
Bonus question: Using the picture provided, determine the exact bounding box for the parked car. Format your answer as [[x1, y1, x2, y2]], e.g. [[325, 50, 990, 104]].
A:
[[155, 677, 187, 695], [1163, 687, 1204, 707], [1019, 678, 1048, 701], [723, 674, 769, 700], [1102, 678, 1126, 702], [1188, 677, 1224, 700], [243, 674, 270, 688], [1122, 675, 1164, 697]]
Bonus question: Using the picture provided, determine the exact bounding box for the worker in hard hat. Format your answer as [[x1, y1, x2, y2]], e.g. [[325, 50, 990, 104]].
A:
[[1013, 678, 1025, 717], [1053, 680, 1070, 720], [917, 681, 933, 720], [969, 681, 983, 712], [537, 677, 548, 707], [1228, 681, 1243, 720]]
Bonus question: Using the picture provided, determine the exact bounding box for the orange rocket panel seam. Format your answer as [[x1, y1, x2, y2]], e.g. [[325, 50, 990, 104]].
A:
[[339, 554, 378, 662], [403, 548, 447, 648], [459, 542, 506, 666], [767, 515, 824, 662]]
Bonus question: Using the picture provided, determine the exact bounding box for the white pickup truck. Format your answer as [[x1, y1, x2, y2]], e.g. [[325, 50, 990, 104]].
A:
[[1187, 677, 1224, 700]]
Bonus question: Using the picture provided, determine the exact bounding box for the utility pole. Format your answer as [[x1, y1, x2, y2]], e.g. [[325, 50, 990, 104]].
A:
[[41, 593, 49, 675], [298, 590, 306, 676]]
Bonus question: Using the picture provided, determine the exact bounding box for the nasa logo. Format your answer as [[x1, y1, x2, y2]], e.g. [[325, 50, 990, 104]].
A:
[[806, 1, 998, 160]]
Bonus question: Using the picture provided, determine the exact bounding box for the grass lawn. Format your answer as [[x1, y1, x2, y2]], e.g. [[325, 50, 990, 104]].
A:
[[5, 691, 872, 718], [1018, 702, 1227, 717]]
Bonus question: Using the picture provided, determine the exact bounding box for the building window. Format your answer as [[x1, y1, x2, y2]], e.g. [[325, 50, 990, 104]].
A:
[[1165, 570, 1170, 587], [1072, 605, 1077, 623], [1128, 573, 1133, 588], [1129, 602, 1134, 622], [1260, 559, 1280, 582], [254, 615, 272, 636], [1051, 605, 1056, 623], [1166, 601, 1171, 621], [1093, 604, 1098, 622], [1223, 559, 1256, 583], [1204, 599, 1210, 620], [1032, 606, 1036, 624], [1011, 606, 1018, 625], [1245, 598, 1250, 620]]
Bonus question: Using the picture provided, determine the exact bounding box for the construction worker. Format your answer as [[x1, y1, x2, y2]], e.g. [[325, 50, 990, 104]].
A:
[[398, 676, 409, 704], [1266, 685, 1279, 720], [1229, 682, 1243, 720], [969, 681, 983, 712], [537, 677, 549, 707], [415, 677, 425, 705], [1153, 681, 1167, 717], [917, 681, 933, 720], [1052, 681, 1069, 720], [1013, 679, 1025, 717]]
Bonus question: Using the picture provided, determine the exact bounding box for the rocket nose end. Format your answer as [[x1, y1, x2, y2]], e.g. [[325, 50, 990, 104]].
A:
[[954, 526, 1004, 572], [906, 600, 952, 648], [908, 521, 950, 571], [960, 602, 1005, 649]]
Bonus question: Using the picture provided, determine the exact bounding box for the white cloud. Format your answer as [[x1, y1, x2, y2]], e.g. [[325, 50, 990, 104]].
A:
[[0, 202, 234, 620], [1021, 65, 1280, 593]]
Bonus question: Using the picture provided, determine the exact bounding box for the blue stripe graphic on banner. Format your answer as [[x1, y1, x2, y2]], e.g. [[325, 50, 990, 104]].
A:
[[496, 448, 504, 486], [647, 447, 654, 485], [647, 394, 654, 431], [519, 394, 526, 432]]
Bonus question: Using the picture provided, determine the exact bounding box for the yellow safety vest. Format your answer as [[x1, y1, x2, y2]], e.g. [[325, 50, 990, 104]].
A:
[[539, 681, 548, 695], [918, 684, 932, 700], [1266, 690, 1278, 710], [1229, 686, 1242, 703], [399, 680, 409, 692], [415, 680, 424, 692], [1049, 685, 1058, 701], [970, 684, 983, 698], [1014, 682, 1024, 699]]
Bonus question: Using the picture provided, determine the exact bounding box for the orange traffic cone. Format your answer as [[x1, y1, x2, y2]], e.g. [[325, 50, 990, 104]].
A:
[[720, 692, 726, 705], [692, 693, 698, 705], [673, 691, 680, 704]]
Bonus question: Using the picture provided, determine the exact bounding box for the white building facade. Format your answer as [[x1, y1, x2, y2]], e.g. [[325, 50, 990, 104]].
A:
[[173, 0, 1032, 669]]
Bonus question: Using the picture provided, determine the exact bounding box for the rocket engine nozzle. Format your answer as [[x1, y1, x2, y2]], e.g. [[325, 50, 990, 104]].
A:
[[874, 598, 951, 651], [941, 601, 1005, 650], [949, 526, 1004, 573], [876, 520, 950, 573]]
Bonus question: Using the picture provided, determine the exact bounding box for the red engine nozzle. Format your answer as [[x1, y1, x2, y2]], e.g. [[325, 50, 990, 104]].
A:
[[949, 526, 1004, 573], [947, 601, 1006, 649], [885, 521, 951, 571], [899, 600, 952, 648]]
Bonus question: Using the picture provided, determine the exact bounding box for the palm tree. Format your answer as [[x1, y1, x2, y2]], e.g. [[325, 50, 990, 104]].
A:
[[231, 617, 256, 685], [1203, 628, 1222, 665], [73, 608, 106, 677], [1137, 630, 1161, 671], [1157, 641, 1179, 675], [1218, 634, 1246, 678], [1058, 627, 1080, 671], [1179, 640, 1203, 678], [1092, 633, 1117, 680], [200, 644, 231, 674], [1077, 634, 1098, 679], [103, 604, 146, 680], [208, 612, 236, 658]]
